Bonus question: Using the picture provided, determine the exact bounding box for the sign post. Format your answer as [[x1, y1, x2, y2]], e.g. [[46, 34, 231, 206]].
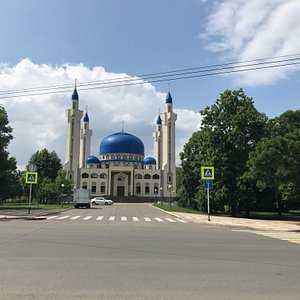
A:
[[25, 171, 38, 214], [201, 167, 214, 221]]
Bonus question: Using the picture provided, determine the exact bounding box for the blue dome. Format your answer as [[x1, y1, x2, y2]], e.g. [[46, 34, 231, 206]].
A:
[[83, 112, 89, 122], [72, 88, 79, 100], [99, 132, 144, 155], [144, 157, 156, 165], [166, 92, 172, 104], [86, 155, 100, 164], [156, 115, 162, 125]]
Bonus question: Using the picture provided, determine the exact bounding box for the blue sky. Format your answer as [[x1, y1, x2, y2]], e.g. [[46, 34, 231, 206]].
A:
[[0, 0, 300, 168]]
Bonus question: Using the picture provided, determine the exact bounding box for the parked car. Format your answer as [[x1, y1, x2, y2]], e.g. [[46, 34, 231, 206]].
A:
[[90, 197, 113, 206]]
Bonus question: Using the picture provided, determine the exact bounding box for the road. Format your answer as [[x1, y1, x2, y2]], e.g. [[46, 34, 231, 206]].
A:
[[0, 204, 300, 300]]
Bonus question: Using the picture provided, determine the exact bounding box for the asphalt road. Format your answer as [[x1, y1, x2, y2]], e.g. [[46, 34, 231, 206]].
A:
[[0, 204, 300, 300]]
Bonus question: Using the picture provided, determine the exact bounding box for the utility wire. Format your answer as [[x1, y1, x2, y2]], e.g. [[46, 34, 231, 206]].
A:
[[0, 54, 300, 100]]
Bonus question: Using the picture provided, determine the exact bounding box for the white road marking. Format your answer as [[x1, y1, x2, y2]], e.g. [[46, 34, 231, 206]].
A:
[[176, 218, 187, 223], [144, 217, 151, 222], [57, 216, 69, 220], [133, 217, 139, 222], [121, 216, 127, 221], [155, 218, 163, 222], [83, 216, 92, 220], [109, 216, 115, 221], [165, 218, 176, 223], [70, 216, 81, 220], [47, 216, 58, 220], [96, 216, 104, 220]]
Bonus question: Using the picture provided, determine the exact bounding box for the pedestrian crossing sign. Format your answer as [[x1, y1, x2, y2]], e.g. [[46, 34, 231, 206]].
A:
[[25, 172, 38, 184], [201, 166, 214, 180]]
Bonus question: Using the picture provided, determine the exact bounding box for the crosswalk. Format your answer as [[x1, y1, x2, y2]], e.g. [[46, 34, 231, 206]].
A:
[[233, 230, 300, 245], [46, 215, 187, 223]]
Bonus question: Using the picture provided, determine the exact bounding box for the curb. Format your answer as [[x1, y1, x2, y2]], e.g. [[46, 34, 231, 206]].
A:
[[0, 215, 47, 221], [150, 204, 183, 219]]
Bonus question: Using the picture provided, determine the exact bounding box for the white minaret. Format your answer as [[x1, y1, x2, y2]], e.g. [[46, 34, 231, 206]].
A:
[[64, 82, 83, 187], [79, 109, 93, 168], [153, 112, 163, 169], [161, 90, 177, 197]]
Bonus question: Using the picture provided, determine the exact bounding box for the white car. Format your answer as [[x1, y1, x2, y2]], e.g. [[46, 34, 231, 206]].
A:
[[90, 197, 113, 206]]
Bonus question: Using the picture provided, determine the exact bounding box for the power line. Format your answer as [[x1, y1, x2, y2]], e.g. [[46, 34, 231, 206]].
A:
[[1, 54, 300, 100]]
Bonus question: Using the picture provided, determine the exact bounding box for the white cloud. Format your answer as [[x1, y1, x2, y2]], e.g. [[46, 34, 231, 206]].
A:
[[202, 0, 300, 85], [0, 59, 200, 169]]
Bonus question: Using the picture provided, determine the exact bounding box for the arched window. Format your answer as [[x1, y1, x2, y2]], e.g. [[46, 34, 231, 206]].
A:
[[145, 183, 150, 194], [100, 173, 107, 179], [135, 173, 142, 179], [82, 173, 89, 178], [153, 174, 160, 180], [105, 163, 109, 169], [144, 174, 151, 180], [136, 182, 141, 194], [91, 173, 98, 178], [82, 182, 87, 189]]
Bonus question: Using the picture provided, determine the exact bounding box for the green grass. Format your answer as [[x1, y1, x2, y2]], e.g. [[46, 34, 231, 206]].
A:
[[0, 202, 73, 210]]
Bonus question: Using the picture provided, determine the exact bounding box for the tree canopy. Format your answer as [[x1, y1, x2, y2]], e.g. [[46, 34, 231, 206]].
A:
[[0, 106, 21, 203], [180, 89, 268, 215]]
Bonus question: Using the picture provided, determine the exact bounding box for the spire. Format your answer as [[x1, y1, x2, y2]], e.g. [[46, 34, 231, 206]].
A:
[[121, 120, 124, 132], [156, 108, 162, 125], [72, 79, 79, 100], [166, 83, 172, 104]]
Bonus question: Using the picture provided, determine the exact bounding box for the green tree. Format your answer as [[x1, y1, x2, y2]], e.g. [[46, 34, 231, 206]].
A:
[[28, 148, 62, 181], [0, 106, 21, 203], [245, 110, 300, 215], [27, 148, 63, 203], [180, 89, 268, 215], [55, 169, 74, 196]]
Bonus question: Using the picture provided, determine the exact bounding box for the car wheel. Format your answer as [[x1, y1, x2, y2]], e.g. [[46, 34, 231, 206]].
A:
[[105, 202, 108, 205], [92, 201, 96, 205]]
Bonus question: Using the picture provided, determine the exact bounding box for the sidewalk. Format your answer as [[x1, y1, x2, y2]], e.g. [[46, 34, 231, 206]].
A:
[[173, 212, 300, 232]]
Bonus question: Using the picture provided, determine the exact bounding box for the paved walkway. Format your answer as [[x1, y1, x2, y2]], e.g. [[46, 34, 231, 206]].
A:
[[173, 212, 300, 232]]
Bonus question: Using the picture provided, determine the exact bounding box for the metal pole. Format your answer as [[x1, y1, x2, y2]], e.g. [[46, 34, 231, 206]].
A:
[[207, 187, 211, 221], [28, 184, 32, 214]]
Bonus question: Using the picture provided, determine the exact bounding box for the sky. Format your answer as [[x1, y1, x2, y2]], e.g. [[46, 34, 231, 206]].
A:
[[0, 0, 300, 169]]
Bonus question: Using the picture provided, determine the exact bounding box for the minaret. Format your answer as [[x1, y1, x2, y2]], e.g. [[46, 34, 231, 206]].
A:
[[153, 112, 163, 169], [64, 81, 83, 187], [161, 89, 177, 196], [79, 109, 93, 168]]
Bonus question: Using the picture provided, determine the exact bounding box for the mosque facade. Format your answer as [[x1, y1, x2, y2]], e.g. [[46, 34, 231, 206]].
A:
[[64, 86, 177, 199]]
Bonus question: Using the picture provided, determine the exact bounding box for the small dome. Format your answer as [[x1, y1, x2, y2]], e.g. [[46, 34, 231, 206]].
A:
[[156, 115, 162, 125], [83, 112, 89, 122], [166, 92, 172, 104], [144, 157, 156, 165], [72, 88, 79, 100], [86, 155, 100, 164], [99, 132, 144, 156]]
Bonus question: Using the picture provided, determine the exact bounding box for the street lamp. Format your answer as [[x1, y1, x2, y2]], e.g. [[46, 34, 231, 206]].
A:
[[168, 185, 172, 211], [61, 183, 65, 207]]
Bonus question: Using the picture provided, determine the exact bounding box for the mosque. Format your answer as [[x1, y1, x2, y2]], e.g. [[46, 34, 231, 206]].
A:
[[64, 85, 177, 200]]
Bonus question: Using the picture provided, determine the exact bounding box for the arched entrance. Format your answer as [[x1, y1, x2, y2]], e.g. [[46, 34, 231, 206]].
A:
[[113, 172, 129, 196]]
